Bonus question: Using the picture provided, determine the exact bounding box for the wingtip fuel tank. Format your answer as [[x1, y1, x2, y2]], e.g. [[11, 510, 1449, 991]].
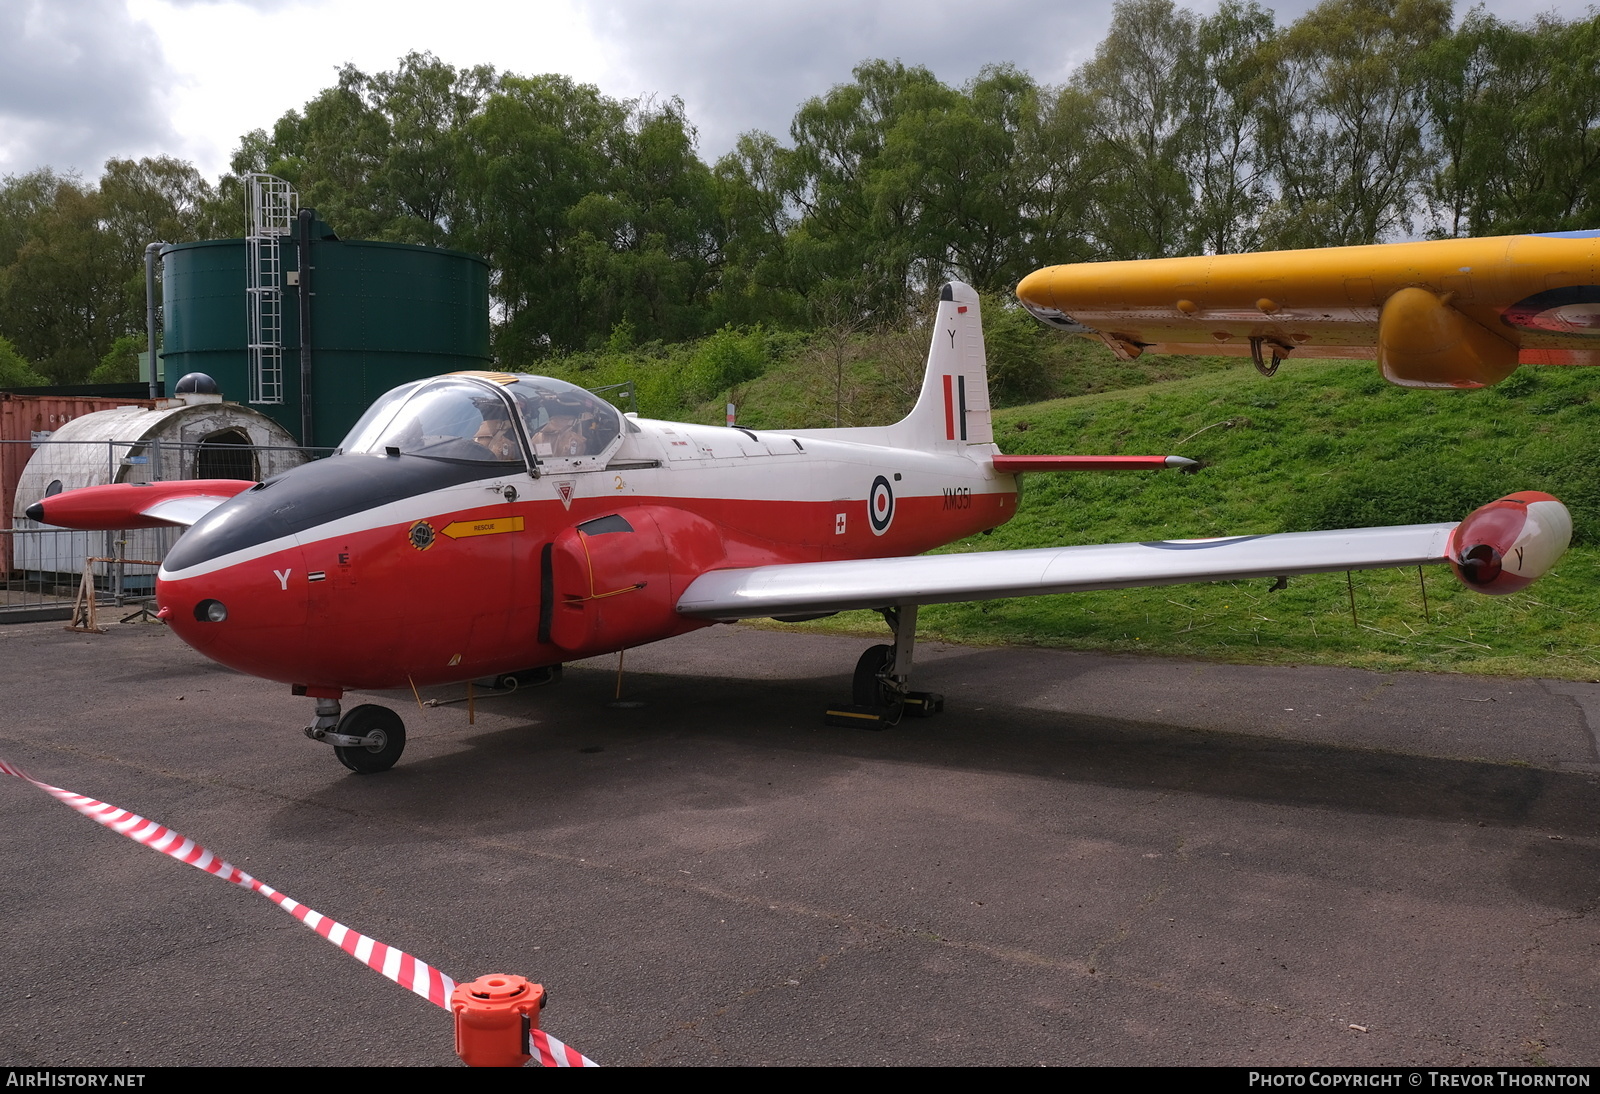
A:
[[1448, 491, 1572, 595]]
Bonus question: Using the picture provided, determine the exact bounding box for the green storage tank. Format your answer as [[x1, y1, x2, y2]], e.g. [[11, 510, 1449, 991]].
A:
[[160, 226, 491, 447]]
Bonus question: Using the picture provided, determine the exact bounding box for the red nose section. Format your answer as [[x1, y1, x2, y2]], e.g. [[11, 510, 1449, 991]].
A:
[[158, 542, 310, 676], [1447, 491, 1572, 595]]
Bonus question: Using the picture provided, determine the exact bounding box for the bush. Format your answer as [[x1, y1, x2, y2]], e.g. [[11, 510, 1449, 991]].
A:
[[0, 335, 47, 388], [983, 297, 1059, 405], [89, 333, 145, 384], [685, 325, 768, 403]]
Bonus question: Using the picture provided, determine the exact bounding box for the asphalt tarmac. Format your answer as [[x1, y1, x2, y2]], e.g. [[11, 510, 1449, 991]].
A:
[[1, 618, 1597, 1067]]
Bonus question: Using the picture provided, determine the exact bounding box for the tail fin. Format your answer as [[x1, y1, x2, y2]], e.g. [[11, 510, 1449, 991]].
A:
[[785, 280, 995, 450], [894, 281, 993, 450]]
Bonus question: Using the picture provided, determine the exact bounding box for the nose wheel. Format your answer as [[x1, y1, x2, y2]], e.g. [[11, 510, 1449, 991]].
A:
[[332, 705, 407, 773], [304, 696, 407, 774]]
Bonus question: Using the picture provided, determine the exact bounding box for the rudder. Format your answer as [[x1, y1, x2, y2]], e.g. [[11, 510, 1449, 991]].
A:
[[894, 281, 993, 451]]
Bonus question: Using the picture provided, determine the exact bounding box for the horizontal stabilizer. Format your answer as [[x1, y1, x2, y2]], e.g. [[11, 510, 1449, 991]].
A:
[[992, 455, 1197, 473]]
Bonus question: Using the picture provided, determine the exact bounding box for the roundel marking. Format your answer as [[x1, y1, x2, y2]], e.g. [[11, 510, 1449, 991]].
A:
[[1502, 285, 1600, 335], [868, 475, 895, 536]]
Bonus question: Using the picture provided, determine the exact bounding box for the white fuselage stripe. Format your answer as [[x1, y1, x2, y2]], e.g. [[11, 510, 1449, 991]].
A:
[[161, 427, 1012, 580]]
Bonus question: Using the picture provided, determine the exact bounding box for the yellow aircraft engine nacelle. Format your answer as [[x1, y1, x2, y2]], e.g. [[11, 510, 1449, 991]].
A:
[[1375, 287, 1519, 389]]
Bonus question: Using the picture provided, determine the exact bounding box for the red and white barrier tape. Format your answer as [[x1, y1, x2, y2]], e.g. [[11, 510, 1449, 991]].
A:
[[1, 757, 597, 1068]]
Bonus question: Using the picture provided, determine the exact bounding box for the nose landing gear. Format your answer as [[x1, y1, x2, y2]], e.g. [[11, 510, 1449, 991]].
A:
[[303, 694, 407, 774]]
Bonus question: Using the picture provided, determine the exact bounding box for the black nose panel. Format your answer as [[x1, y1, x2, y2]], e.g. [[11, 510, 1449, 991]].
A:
[[162, 454, 507, 572]]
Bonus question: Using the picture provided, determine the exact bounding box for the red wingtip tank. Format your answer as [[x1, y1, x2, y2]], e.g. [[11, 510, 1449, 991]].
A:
[[23, 480, 255, 531], [1448, 491, 1572, 595]]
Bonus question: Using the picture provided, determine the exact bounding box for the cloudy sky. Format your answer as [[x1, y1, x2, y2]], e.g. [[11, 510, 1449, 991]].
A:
[[2, 0, 1590, 183]]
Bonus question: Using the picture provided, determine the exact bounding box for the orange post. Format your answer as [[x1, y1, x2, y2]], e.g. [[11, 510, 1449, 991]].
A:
[[450, 973, 547, 1067]]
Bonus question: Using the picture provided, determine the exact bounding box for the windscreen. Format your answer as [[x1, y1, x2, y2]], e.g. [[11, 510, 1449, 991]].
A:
[[339, 378, 524, 463]]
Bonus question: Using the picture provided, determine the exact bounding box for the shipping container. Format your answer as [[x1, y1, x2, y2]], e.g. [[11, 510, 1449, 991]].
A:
[[0, 393, 156, 572]]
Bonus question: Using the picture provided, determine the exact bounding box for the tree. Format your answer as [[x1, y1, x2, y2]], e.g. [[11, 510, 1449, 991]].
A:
[[1188, 1, 1276, 255], [1072, 0, 1202, 259], [711, 132, 804, 326], [786, 60, 957, 321], [369, 53, 498, 246], [1420, 12, 1600, 236], [1023, 84, 1109, 268], [99, 156, 224, 257], [235, 52, 495, 246], [0, 169, 63, 271], [464, 73, 629, 356], [88, 332, 144, 384], [0, 334, 47, 388], [900, 65, 1041, 291], [0, 176, 124, 383], [1257, 0, 1452, 247], [0, 159, 219, 385], [568, 97, 722, 345]]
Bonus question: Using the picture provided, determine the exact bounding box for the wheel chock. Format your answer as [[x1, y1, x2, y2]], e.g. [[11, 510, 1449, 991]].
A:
[[824, 704, 900, 729], [902, 691, 944, 718]]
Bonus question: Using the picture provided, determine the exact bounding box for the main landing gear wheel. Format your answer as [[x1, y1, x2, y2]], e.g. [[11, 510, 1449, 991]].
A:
[[825, 610, 946, 729], [852, 644, 897, 707], [332, 704, 406, 774], [822, 643, 901, 729]]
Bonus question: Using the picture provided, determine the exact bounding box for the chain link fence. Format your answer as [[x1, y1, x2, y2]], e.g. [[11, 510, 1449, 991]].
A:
[[1, 439, 333, 621]]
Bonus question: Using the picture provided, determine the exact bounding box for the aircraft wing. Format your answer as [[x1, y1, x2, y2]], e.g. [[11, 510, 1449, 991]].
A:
[[676, 524, 1452, 620], [1015, 231, 1600, 389], [678, 492, 1572, 620]]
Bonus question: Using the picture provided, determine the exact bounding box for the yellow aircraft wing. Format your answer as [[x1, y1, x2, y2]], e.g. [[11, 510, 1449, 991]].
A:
[[1015, 231, 1600, 388]]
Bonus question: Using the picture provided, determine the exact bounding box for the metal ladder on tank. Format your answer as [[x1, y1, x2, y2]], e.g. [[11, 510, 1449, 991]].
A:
[[245, 173, 297, 406]]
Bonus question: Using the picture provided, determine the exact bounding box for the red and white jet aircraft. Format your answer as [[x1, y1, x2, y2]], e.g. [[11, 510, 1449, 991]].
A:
[[28, 283, 1573, 773]]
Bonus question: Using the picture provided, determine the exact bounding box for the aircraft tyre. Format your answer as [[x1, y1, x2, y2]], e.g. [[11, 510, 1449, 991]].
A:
[[852, 644, 896, 707], [333, 704, 406, 774]]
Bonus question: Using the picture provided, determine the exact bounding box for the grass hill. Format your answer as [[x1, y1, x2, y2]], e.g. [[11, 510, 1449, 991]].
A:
[[785, 357, 1600, 681]]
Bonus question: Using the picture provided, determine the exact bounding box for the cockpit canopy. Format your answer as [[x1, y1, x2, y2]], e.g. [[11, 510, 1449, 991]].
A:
[[339, 373, 624, 466]]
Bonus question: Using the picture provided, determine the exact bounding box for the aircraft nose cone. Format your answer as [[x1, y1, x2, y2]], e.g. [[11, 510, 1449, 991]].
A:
[[159, 545, 311, 680]]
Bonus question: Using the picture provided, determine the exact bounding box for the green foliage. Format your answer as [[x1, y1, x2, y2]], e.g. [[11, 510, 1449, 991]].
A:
[[89, 333, 145, 384], [983, 295, 1066, 405], [1073, 0, 1205, 259], [0, 158, 221, 385], [1419, 10, 1600, 236], [521, 323, 806, 423], [235, 52, 495, 247], [685, 325, 769, 403], [1258, 0, 1452, 247], [0, 335, 47, 388], [606, 319, 638, 354]]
